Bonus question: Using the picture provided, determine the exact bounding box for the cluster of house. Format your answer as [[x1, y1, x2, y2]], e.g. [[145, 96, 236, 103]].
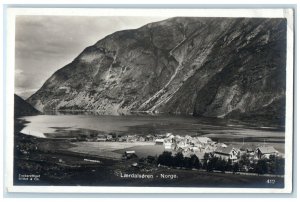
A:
[[154, 133, 212, 159], [88, 132, 283, 162], [88, 133, 156, 142], [153, 133, 283, 162]]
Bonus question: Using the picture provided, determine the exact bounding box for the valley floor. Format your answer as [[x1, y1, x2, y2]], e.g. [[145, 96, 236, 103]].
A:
[[13, 128, 284, 188]]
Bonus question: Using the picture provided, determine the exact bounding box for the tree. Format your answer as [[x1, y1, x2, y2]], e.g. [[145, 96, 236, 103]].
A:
[[215, 158, 226, 173], [203, 153, 210, 170], [189, 154, 201, 169], [255, 159, 268, 174], [225, 159, 233, 172], [173, 152, 184, 167], [184, 157, 191, 169], [238, 153, 252, 172], [268, 155, 285, 175], [268, 155, 276, 174], [157, 151, 173, 167], [233, 162, 239, 174], [275, 157, 285, 175], [207, 156, 218, 172], [239, 153, 251, 167]]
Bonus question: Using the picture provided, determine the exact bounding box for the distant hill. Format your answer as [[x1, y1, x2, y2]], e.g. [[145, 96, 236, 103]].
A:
[[27, 17, 286, 125], [14, 94, 41, 117]]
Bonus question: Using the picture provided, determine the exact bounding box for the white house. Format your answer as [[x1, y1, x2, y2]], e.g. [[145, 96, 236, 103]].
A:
[[155, 139, 165, 145], [96, 138, 106, 142], [125, 151, 135, 155], [216, 143, 227, 148], [214, 145, 239, 161], [196, 137, 212, 144], [255, 146, 278, 159], [164, 142, 172, 150], [191, 147, 200, 152]]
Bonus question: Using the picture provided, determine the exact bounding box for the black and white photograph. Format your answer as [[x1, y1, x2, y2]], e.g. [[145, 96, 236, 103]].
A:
[[5, 8, 294, 193]]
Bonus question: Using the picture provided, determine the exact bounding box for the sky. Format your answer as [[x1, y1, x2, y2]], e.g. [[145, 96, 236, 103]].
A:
[[15, 15, 168, 99]]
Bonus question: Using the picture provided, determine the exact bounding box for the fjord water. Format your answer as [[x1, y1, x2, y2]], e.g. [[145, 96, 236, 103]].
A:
[[19, 113, 284, 145]]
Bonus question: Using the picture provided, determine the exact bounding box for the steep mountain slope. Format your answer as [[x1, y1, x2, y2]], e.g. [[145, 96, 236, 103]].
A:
[[27, 17, 286, 124], [15, 94, 41, 117]]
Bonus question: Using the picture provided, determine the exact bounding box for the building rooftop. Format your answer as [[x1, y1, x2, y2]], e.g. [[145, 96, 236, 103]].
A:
[[257, 146, 278, 154], [196, 137, 212, 143], [214, 145, 236, 155]]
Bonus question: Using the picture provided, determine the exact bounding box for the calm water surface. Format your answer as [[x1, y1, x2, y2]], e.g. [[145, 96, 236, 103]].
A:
[[19, 113, 284, 144]]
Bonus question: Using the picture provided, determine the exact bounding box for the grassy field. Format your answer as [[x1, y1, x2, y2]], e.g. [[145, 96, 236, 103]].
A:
[[115, 145, 166, 158], [68, 142, 155, 159]]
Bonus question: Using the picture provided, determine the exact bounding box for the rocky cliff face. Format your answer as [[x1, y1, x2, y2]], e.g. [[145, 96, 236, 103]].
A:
[[27, 17, 286, 125]]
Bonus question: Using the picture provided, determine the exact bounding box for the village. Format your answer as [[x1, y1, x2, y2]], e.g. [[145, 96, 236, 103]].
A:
[[16, 124, 285, 177], [74, 131, 285, 174], [84, 132, 283, 160]]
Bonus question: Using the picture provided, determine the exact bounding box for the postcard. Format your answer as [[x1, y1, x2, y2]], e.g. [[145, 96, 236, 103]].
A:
[[5, 7, 294, 193]]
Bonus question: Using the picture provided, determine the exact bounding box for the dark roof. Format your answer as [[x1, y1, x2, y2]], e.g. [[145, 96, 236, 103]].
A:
[[214, 145, 236, 155], [257, 146, 277, 154]]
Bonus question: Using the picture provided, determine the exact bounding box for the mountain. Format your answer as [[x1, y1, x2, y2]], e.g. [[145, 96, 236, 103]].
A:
[[15, 94, 41, 117], [27, 17, 286, 125]]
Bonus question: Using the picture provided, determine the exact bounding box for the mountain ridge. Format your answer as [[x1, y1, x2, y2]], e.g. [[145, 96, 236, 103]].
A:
[[15, 94, 41, 117], [27, 17, 286, 125]]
